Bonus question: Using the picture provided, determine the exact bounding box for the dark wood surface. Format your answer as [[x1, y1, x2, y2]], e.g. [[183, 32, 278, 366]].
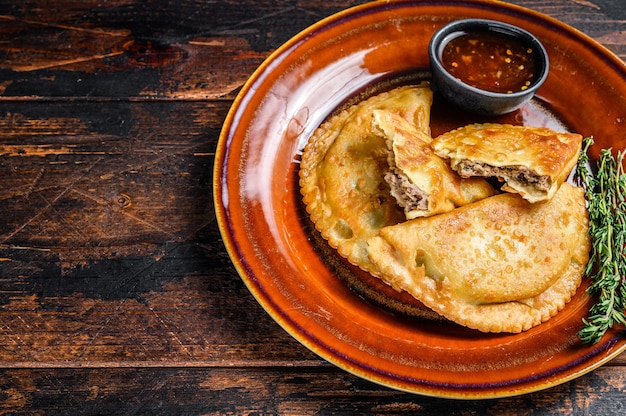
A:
[[1, 0, 625, 414]]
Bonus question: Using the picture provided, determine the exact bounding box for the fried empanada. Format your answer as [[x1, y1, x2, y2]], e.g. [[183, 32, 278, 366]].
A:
[[299, 84, 432, 273], [367, 183, 590, 333], [431, 124, 582, 202], [372, 109, 495, 219]]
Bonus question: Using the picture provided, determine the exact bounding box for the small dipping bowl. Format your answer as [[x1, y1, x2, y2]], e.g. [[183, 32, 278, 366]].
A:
[[428, 19, 549, 115]]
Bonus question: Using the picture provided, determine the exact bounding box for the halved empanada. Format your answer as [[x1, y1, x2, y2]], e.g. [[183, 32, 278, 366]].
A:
[[431, 124, 582, 202], [367, 183, 589, 333], [372, 109, 495, 219], [299, 84, 432, 274]]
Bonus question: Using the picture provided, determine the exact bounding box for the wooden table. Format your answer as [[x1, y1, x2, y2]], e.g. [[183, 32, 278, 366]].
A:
[[1, 0, 624, 414]]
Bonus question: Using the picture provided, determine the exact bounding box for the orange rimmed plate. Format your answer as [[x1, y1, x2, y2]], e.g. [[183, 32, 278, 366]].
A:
[[214, 0, 626, 399]]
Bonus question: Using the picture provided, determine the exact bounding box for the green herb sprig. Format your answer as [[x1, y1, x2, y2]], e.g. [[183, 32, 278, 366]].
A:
[[576, 137, 626, 344]]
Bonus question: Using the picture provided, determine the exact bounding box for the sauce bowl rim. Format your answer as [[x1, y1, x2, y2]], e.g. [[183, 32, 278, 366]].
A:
[[428, 18, 550, 98]]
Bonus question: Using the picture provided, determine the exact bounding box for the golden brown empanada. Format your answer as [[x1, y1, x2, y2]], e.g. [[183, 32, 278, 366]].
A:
[[372, 109, 495, 219], [367, 183, 589, 333], [431, 124, 582, 202], [299, 84, 432, 274]]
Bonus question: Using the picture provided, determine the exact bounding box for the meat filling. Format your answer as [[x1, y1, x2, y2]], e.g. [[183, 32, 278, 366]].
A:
[[385, 170, 429, 211], [454, 160, 551, 192]]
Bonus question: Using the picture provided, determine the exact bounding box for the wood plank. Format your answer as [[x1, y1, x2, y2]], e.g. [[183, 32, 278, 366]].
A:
[[1, 0, 624, 100], [0, 365, 624, 415], [0, 1, 363, 100], [0, 101, 218, 258], [0, 99, 320, 365]]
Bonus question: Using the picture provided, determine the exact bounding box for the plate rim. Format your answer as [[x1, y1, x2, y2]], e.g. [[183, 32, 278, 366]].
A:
[[213, 0, 626, 399]]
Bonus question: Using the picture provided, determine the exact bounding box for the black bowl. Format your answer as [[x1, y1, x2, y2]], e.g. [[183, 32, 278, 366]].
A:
[[428, 19, 549, 115]]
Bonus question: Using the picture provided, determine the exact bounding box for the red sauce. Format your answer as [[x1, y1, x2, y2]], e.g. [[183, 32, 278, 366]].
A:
[[441, 31, 538, 94]]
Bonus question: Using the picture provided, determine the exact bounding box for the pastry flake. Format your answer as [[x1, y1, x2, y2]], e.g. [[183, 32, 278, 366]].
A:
[[431, 123, 582, 202]]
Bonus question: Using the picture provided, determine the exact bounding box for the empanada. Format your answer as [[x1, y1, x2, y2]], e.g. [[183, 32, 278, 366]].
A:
[[367, 183, 590, 333], [299, 84, 432, 273], [372, 109, 495, 219], [431, 124, 582, 202]]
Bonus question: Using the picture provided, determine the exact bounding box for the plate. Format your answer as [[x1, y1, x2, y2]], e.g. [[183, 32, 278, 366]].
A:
[[214, 0, 626, 398]]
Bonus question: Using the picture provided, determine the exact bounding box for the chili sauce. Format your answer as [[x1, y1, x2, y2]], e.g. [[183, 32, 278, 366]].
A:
[[441, 30, 538, 94]]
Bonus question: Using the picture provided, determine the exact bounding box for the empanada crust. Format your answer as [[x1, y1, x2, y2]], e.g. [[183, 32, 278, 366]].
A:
[[367, 183, 590, 333], [431, 124, 582, 202], [372, 109, 495, 219], [299, 84, 433, 274]]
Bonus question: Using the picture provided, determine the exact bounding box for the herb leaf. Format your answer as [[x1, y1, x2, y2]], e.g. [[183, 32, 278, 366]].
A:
[[576, 137, 626, 344]]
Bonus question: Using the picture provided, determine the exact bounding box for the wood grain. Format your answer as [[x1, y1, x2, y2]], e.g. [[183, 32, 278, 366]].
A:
[[0, 0, 625, 414], [1, 366, 625, 415]]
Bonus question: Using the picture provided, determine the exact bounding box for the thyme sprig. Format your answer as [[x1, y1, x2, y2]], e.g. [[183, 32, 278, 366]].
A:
[[576, 137, 626, 344]]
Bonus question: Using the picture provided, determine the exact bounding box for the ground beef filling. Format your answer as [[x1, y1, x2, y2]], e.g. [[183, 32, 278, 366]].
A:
[[385, 170, 429, 211], [454, 160, 551, 192]]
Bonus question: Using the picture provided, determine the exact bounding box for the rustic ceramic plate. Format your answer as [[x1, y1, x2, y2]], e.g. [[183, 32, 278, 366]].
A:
[[214, 0, 626, 398]]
